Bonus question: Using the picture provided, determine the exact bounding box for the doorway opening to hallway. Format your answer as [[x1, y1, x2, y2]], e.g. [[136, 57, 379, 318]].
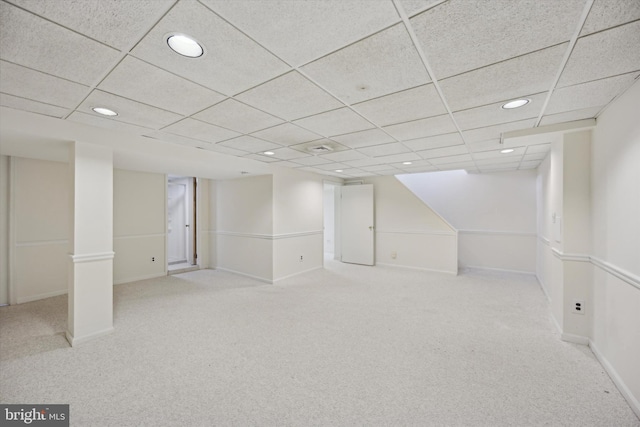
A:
[[167, 176, 197, 274]]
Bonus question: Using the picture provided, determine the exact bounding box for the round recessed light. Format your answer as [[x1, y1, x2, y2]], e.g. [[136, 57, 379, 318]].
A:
[[92, 107, 118, 116], [335, 169, 343, 173], [501, 148, 515, 154], [403, 161, 413, 165], [501, 99, 530, 109], [166, 33, 204, 58], [263, 151, 275, 156]]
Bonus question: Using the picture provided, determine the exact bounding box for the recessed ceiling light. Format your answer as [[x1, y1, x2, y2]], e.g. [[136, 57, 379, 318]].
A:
[[501, 148, 515, 154], [403, 161, 413, 165], [501, 99, 530, 109], [263, 151, 275, 156], [92, 107, 117, 116], [166, 33, 204, 58], [335, 169, 343, 173]]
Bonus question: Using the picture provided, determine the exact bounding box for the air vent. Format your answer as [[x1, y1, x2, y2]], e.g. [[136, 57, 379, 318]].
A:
[[307, 145, 334, 154]]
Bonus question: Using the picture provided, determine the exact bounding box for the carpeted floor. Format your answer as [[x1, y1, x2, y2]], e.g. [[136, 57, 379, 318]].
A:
[[1, 260, 638, 426]]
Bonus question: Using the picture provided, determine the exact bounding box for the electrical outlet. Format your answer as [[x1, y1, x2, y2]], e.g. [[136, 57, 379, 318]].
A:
[[151, 257, 155, 262], [572, 300, 585, 315], [300, 255, 303, 262]]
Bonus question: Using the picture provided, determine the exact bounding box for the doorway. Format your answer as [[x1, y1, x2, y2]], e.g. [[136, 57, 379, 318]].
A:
[[167, 176, 197, 273]]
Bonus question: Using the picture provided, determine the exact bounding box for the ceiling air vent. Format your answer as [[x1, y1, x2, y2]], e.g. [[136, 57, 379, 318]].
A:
[[307, 144, 334, 154]]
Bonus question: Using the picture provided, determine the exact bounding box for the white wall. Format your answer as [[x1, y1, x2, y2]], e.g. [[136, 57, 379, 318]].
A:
[[398, 169, 537, 273], [0, 155, 9, 305], [113, 169, 166, 284], [323, 184, 335, 254], [11, 157, 69, 303], [363, 176, 457, 274], [589, 81, 640, 417], [213, 174, 274, 282]]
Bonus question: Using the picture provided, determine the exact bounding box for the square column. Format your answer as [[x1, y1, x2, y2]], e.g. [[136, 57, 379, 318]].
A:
[[66, 142, 114, 346]]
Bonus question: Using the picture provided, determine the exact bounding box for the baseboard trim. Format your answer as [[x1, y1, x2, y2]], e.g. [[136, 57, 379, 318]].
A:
[[273, 266, 323, 283], [377, 262, 457, 276], [461, 265, 536, 276], [561, 332, 589, 345], [65, 327, 114, 347], [214, 267, 272, 284], [114, 272, 167, 285], [590, 339, 640, 419], [16, 289, 67, 304]]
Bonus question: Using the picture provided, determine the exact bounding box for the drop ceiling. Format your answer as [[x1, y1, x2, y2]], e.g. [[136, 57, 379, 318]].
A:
[[1, 0, 639, 178]]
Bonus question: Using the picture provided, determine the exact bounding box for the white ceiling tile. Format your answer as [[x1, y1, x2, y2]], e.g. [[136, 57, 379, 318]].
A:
[[0, 93, 67, 118], [369, 152, 422, 164], [399, 0, 444, 16], [0, 2, 120, 85], [99, 56, 226, 116], [67, 111, 153, 135], [519, 160, 543, 169], [0, 61, 88, 108], [290, 156, 334, 167], [383, 114, 457, 141], [400, 165, 439, 173], [428, 154, 473, 165], [361, 164, 402, 172], [357, 143, 411, 157], [331, 128, 395, 149], [523, 152, 549, 162], [580, 0, 640, 37], [251, 122, 322, 146], [204, 144, 249, 157], [559, 21, 640, 87], [294, 108, 374, 137], [268, 147, 311, 160], [539, 107, 603, 127], [462, 119, 536, 144], [78, 90, 182, 130], [473, 147, 527, 160], [314, 162, 350, 171], [202, 0, 399, 66], [340, 168, 373, 177], [163, 118, 240, 144], [301, 24, 431, 104], [6, 0, 174, 50], [130, 0, 289, 95], [418, 144, 469, 160], [475, 156, 524, 166], [353, 84, 447, 127], [453, 93, 547, 131], [376, 169, 405, 176], [437, 161, 477, 171], [468, 139, 503, 153], [441, 44, 567, 112], [411, 0, 584, 79], [546, 72, 638, 115], [479, 163, 521, 172], [236, 71, 342, 121], [271, 160, 303, 168], [217, 136, 281, 154], [525, 144, 551, 154], [318, 149, 368, 163], [194, 99, 283, 133], [144, 131, 207, 148], [403, 132, 463, 151], [341, 157, 383, 168], [243, 153, 281, 163]]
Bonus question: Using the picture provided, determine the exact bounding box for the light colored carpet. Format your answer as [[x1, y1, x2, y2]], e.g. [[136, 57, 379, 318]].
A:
[[1, 260, 638, 426]]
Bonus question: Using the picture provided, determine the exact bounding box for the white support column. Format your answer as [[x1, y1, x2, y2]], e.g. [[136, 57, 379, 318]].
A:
[[66, 142, 114, 346]]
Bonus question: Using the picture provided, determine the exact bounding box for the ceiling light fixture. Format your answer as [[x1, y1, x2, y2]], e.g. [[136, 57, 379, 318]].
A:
[[166, 33, 204, 58], [263, 151, 275, 156], [403, 161, 413, 165], [501, 99, 530, 109], [501, 148, 515, 154], [335, 169, 343, 173], [92, 107, 118, 116]]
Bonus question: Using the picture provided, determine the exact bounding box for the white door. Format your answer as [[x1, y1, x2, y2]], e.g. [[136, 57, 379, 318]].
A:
[[167, 182, 187, 264], [341, 184, 374, 266]]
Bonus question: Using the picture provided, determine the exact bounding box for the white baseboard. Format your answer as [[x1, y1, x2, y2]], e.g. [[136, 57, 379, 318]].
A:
[[214, 267, 273, 284], [16, 288, 67, 304], [376, 262, 458, 276], [273, 266, 323, 283], [113, 272, 167, 285], [462, 265, 537, 276], [561, 332, 589, 345], [590, 339, 640, 419], [65, 327, 114, 347]]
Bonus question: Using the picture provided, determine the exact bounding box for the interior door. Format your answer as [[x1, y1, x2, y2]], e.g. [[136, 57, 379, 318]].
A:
[[167, 182, 187, 264], [340, 184, 374, 266]]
